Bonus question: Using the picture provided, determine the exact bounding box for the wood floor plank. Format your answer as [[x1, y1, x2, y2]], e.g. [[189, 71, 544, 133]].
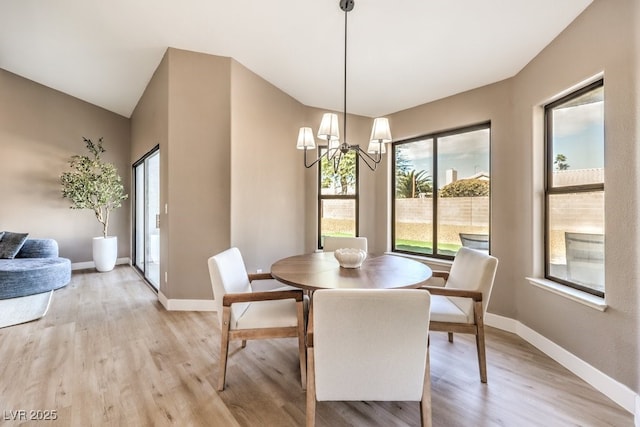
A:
[[0, 266, 632, 426]]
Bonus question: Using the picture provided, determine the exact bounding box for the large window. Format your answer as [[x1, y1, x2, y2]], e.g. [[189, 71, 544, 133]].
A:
[[545, 79, 604, 297], [318, 149, 358, 249], [392, 123, 491, 259]]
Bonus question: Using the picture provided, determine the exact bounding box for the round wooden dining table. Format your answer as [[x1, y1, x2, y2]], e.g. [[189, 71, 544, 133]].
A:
[[270, 252, 432, 291]]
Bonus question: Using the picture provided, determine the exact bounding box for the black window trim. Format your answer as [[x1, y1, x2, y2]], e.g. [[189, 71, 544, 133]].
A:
[[543, 78, 605, 298], [391, 121, 491, 261], [132, 144, 160, 292], [317, 148, 360, 250]]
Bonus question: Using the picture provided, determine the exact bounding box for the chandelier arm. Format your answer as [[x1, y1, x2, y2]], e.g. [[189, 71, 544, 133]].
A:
[[358, 152, 378, 171], [304, 147, 328, 168], [351, 145, 382, 165], [352, 146, 381, 171], [361, 150, 382, 165], [327, 145, 339, 161]]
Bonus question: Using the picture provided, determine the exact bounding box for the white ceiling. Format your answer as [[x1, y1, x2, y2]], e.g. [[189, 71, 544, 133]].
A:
[[0, 0, 592, 119]]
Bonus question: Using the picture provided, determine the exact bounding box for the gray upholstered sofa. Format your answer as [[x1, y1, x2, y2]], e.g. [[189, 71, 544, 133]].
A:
[[0, 238, 71, 299]]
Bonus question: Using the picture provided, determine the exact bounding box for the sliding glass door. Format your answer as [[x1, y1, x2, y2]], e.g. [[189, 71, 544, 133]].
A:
[[133, 147, 160, 289]]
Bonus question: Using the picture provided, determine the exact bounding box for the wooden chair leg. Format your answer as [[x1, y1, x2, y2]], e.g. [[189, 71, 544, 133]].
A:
[[420, 346, 432, 427], [241, 340, 247, 348], [297, 300, 307, 390], [218, 306, 232, 391], [447, 332, 454, 343], [306, 347, 316, 427], [474, 301, 488, 383]]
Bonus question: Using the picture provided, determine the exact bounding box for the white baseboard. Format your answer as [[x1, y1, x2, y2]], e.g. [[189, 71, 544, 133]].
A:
[[485, 313, 638, 418], [157, 291, 216, 311], [71, 257, 130, 271], [484, 312, 518, 334]]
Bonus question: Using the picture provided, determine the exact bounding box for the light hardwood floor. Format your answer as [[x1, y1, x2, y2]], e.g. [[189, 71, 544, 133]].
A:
[[0, 266, 633, 426]]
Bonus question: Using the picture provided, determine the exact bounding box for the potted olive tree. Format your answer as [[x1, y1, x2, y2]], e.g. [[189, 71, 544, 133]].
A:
[[61, 137, 128, 272]]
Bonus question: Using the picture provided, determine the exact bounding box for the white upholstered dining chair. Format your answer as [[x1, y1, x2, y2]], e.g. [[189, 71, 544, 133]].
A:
[[306, 289, 432, 427], [322, 236, 368, 252], [421, 246, 498, 383], [207, 247, 307, 391]]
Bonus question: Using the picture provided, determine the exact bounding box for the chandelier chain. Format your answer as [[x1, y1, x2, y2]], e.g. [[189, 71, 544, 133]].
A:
[[298, 0, 390, 172], [343, 4, 348, 148]]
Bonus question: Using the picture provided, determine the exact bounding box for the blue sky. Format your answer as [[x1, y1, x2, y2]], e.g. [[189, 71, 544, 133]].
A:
[[552, 101, 604, 170], [397, 99, 603, 188], [398, 128, 490, 189]]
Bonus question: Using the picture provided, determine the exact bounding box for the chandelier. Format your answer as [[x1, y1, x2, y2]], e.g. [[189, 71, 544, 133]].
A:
[[296, 0, 392, 171]]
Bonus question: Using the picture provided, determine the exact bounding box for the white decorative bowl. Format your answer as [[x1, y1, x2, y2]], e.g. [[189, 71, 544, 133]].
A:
[[334, 248, 367, 269]]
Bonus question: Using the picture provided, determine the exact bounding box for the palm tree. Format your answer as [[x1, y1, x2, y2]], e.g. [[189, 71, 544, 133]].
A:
[[554, 153, 570, 171], [396, 169, 432, 198]]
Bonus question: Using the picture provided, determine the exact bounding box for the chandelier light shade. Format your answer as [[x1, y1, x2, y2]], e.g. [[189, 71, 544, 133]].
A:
[[297, 0, 392, 171], [297, 127, 316, 150], [317, 113, 340, 142], [367, 117, 392, 154]]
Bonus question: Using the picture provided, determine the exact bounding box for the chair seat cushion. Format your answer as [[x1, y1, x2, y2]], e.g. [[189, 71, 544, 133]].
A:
[[233, 298, 300, 330], [430, 295, 471, 323]]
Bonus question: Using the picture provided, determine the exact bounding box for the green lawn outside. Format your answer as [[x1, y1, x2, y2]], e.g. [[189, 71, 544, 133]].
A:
[[395, 239, 460, 256], [321, 235, 461, 256]]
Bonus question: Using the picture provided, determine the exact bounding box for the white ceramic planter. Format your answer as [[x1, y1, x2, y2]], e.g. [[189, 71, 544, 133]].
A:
[[93, 236, 117, 272]]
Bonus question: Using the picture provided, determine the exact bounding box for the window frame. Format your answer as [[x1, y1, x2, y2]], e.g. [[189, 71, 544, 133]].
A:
[[543, 78, 605, 297], [132, 144, 161, 291], [391, 122, 491, 260], [317, 148, 360, 249]]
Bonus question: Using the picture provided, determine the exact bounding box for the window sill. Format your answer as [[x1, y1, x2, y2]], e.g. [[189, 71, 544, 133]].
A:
[[526, 277, 607, 312]]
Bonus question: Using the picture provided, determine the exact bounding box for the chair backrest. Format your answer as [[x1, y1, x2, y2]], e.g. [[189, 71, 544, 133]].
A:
[[207, 247, 252, 327], [446, 247, 498, 315], [312, 289, 430, 402], [322, 236, 368, 252], [459, 233, 489, 251]]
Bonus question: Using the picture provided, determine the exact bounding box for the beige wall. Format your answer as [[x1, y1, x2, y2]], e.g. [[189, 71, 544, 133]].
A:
[[131, 53, 168, 165], [130, 51, 169, 292], [510, 0, 639, 390], [365, 0, 638, 391], [0, 68, 131, 262], [132, 49, 316, 299], [131, 48, 232, 300], [230, 60, 307, 272], [167, 49, 232, 300], [131, 49, 315, 301]]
